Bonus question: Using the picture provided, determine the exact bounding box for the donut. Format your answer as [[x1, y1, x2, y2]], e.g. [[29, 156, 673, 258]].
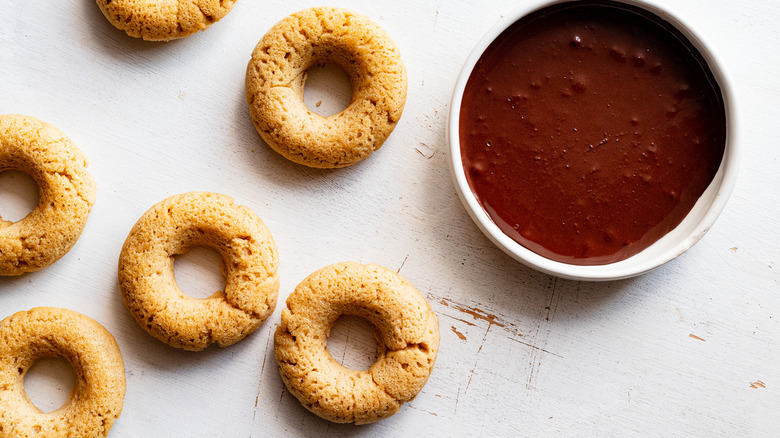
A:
[[118, 192, 279, 351], [0, 307, 126, 437], [0, 115, 96, 276], [274, 261, 439, 424], [245, 7, 408, 168], [96, 0, 237, 41]]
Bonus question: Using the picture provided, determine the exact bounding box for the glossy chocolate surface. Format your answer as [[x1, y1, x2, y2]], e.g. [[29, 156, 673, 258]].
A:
[[460, 1, 726, 265]]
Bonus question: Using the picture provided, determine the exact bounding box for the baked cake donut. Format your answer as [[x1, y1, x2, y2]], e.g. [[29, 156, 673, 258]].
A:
[[275, 262, 439, 424], [0, 307, 126, 438], [0, 115, 96, 276], [118, 192, 279, 351], [245, 7, 408, 168], [96, 0, 237, 41]]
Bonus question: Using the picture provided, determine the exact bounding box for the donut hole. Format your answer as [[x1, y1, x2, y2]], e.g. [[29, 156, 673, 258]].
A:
[[173, 246, 226, 299], [0, 170, 39, 223], [302, 63, 353, 117], [23, 357, 77, 413], [327, 315, 378, 370]]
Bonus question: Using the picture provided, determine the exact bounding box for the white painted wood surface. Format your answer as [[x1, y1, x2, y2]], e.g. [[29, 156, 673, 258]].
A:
[[1, 0, 778, 436]]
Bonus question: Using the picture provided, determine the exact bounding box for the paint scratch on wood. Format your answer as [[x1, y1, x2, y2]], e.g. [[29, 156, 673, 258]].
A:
[[415, 142, 436, 159], [432, 294, 561, 400], [436, 297, 512, 331], [507, 336, 563, 358], [440, 313, 477, 327], [407, 404, 439, 416], [397, 254, 409, 273], [464, 368, 477, 395], [340, 323, 351, 364], [544, 278, 559, 321], [251, 334, 273, 429], [442, 299, 506, 328], [451, 326, 467, 341], [435, 297, 508, 398], [526, 277, 562, 390], [750, 380, 766, 389], [689, 334, 706, 341], [464, 323, 492, 395], [259, 337, 270, 377]]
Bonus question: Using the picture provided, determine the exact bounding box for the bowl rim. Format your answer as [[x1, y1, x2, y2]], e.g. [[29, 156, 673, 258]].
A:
[[447, 0, 739, 281]]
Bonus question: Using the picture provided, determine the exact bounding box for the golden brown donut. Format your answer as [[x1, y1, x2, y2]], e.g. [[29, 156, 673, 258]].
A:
[[275, 261, 439, 424], [0, 307, 126, 437], [96, 0, 237, 41], [245, 7, 408, 168], [0, 115, 96, 276], [118, 192, 279, 351]]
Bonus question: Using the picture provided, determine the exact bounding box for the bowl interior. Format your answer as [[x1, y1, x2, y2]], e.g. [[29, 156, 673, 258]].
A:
[[448, 0, 738, 281]]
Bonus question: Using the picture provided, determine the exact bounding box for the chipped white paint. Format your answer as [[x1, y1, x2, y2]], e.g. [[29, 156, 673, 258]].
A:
[[1, 0, 778, 436]]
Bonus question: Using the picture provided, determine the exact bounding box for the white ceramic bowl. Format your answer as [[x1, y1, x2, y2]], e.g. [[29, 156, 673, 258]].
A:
[[448, 0, 738, 281]]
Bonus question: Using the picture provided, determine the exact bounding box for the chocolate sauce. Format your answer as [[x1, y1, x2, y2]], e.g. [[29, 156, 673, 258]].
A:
[[460, 1, 725, 265]]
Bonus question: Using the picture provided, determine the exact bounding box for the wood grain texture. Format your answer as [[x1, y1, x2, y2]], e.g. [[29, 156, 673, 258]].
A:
[[1, 0, 778, 436]]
